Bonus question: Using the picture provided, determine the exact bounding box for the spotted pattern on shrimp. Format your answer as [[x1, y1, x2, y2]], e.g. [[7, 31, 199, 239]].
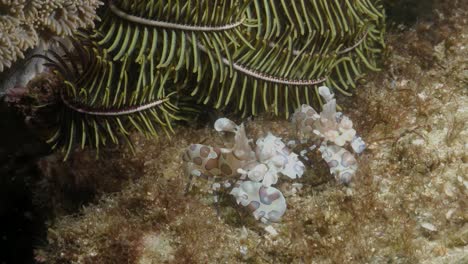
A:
[[319, 145, 357, 184], [230, 181, 287, 223], [183, 144, 224, 180], [292, 104, 320, 136]]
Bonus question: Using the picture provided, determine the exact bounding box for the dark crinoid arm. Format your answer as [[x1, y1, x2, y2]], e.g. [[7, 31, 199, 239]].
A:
[[44, 39, 182, 160]]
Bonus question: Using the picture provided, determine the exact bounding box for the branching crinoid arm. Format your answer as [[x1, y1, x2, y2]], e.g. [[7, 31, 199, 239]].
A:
[[45, 39, 181, 160], [326, 0, 386, 93], [92, 0, 384, 120], [94, 0, 252, 71], [90, 0, 255, 122], [191, 0, 385, 118], [45, 0, 385, 158], [45, 0, 254, 158]]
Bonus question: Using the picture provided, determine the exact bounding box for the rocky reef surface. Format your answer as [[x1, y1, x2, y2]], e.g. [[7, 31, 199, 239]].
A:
[[1, 1, 466, 263]]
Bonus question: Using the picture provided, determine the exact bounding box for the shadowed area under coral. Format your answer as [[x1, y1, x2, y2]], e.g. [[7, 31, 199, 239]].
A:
[[0, 104, 50, 264]]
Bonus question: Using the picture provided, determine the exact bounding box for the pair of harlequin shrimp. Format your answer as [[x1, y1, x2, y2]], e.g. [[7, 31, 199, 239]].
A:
[[182, 86, 366, 222]]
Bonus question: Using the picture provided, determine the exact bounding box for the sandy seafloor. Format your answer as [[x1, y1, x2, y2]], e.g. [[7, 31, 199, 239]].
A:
[[20, 2, 467, 264]]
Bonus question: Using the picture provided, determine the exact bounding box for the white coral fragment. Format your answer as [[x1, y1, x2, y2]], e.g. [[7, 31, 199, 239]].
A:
[[230, 181, 287, 223], [264, 225, 279, 237]]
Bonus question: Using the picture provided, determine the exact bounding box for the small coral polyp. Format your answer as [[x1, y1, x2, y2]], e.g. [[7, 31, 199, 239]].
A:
[[182, 86, 365, 222]]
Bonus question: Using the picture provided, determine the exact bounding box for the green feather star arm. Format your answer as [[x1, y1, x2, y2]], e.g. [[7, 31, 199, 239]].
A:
[[42, 38, 181, 159], [192, 0, 385, 117], [93, 0, 252, 71], [43, 0, 385, 159]]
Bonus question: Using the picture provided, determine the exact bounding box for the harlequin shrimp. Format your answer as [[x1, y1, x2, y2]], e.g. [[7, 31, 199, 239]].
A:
[[182, 118, 304, 223], [182, 118, 257, 186], [291, 86, 366, 184]]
